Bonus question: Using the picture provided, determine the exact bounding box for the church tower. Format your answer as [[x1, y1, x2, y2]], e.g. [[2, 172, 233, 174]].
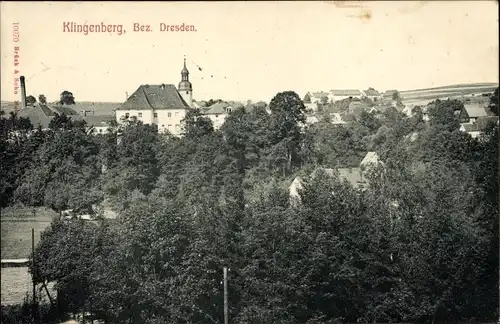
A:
[[178, 57, 193, 107]]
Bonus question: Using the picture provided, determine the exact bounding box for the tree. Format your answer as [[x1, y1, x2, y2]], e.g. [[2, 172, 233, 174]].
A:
[[268, 91, 307, 174], [60, 91, 76, 105], [49, 113, 86, 130], [103, 122, 160, 206], [303, 93, 311, 104], [26, 95, 37, 106], [427, 99, 461, 131], [14, 124, 101, 212], [392, 91, 401, 102], [31, 219, 101, 316], [38, 94, 47, 105], [206, 99, 223, 107], [489, 87, 498, 115], [182, 108, 214, 138]]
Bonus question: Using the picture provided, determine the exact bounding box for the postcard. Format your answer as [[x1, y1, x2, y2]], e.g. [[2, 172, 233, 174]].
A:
[[1, 1, 498, 323]]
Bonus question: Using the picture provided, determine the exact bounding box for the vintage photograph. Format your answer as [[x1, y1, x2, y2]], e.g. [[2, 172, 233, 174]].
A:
[[1, 1, 499, 323]]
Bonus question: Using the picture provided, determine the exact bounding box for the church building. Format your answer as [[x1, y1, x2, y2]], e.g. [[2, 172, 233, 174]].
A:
[[115, 58, 194, 136]]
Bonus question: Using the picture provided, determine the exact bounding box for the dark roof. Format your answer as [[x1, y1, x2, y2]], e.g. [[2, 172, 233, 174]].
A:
[[202, 102, 230, 115], [348, 101, 367, 115], [364, 89, 381, 96], [83, 115, 115, 127], [117, 84, 190, 110], [52, 105, 79, 115], [17, 104, 81, 129], [461, 116, 498, 132], [66, 102, 122, 115]]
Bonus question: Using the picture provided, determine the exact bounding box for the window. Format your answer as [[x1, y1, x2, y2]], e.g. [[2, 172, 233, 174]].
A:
[[186, 91, 189, 94], [138, 112, 142, 117], [215, 114, 219, 118], [168, 113, 172, 117], [168, 125, 172, 129], [154, 112, 158, 117], [162, 125, 165, 128], [125, 113, 130, 118]]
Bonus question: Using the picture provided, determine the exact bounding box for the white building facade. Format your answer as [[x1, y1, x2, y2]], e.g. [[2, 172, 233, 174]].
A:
[[115, 60, 193, 136]]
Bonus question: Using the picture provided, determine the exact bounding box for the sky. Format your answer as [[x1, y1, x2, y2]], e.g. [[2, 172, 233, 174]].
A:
[[1, 1, 498, 103]]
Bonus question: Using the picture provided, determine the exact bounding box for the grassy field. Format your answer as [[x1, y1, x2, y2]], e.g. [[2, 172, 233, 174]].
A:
[[1, 207, 57, 259]]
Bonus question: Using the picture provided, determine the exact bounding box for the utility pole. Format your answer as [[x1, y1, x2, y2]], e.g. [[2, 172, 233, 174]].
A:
[[223, 266, 228, 324], [32, 228, 37, 322]]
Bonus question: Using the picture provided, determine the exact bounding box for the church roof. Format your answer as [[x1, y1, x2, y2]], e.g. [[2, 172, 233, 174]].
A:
[[117, 84, 190, 110]]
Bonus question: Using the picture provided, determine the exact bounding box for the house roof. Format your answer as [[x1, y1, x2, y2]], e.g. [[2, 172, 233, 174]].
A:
[[311, 91, 330, 98], [83, 115, 115, 127], [364, 89, 381, 96], [360, 152, 379, 167], [348, 101, 367, 115], [117, 84, 190, 110], [202, 102, 231, 115], [463, 103, 488, 118], [305, 115, 319, 125], [67, 102, 122, 115], [461, 116, 498, 132], [329, 113, 347, 124], [17, 104, 81, 129], [330, 89, 362, 96]]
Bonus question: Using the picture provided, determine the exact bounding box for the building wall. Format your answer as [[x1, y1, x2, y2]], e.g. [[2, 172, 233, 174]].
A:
[[116, 109, 154, 124], [180, 90, 193, 108], [328, 94, 362, 102], [205, 113, 227, 130], [155, 109, 188, 135], [116, 108, 189, 136], [91, 126, 112, 134]]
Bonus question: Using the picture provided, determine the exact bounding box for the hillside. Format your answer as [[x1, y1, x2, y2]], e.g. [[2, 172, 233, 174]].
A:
[[399, 83, 498, 101]]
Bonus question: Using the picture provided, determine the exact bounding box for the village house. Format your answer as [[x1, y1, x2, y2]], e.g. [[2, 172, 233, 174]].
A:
[[17, 102, 82, 130], [362, 88, 382, 101], [329, 112, 347, 125], [200, 101, 244, 130], [382, 89, 398, 100], [328, 89, 363, 102], [289, 151, 380, 206], [304, 102, 319, 112], [459, 116, 499, 138], [306, 91, 330, 104], [83, 115, 115, 134], [348, 101, 368, 117], [115, 59, 193, 136], [461, 103, 489, 124]]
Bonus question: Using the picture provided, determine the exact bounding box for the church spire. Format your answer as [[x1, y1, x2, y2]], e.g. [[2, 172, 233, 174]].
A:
[[178, 56, 193, 107], [181, 56, 189, 79]]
